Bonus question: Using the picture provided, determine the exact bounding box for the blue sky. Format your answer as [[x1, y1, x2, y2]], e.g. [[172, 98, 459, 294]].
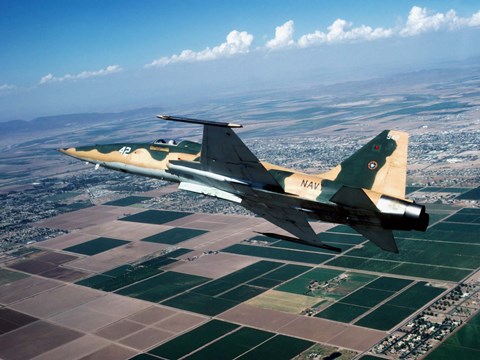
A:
[[1, 0, 479, 121]]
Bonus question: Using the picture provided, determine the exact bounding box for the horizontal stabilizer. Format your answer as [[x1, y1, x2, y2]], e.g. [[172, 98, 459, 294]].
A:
[[351, 225, 398, 253], [330, 186, 377, 211], [158, 115, 242, 128], [255, 232, 342, 253]]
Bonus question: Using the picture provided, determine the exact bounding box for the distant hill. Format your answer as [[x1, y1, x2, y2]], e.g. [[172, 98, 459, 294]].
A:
[[0, 107, 163, 136]]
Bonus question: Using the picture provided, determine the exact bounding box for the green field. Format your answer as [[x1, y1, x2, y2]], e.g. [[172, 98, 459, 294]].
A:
[[315, 302, 369, 323], [145, 322, 313, 360], [354, 282, 445, 330], [219, 285, 267, 302], [162, 261, 285, 315], [445, 213, 480, 224], [219, 261, 283, 284], [364, 276, 412, 292], [103, 195, 151, 206], [76, 248, 191, 291], [406, 186, 424, 194], [268, 239, 354, 253], [162, 292, 239, 316], [339, 287, 394, 308], [236, 334, 314, 360], [116, 271, 210, 302], [429, 222, 479, 233], [186, 327, 275, 360], [344, 236, 480, 269], [76, 264, 163, 291], [457, 208, 480, 215], [141, 228, 208, 245], [398, 228, 479, 244], [325, 222, 479, 282], [315, 276, 414, 323], [456, 187, 480, 200], [387, 282, 445, 309], [63, 237, 130, 256], [248, 264, 311, 288], [355, 303, 419, 331], [120, 209, 192, 225], [148, 320, 239, 359], [222, 244, 334, 264], [390, 263, 471, 282]]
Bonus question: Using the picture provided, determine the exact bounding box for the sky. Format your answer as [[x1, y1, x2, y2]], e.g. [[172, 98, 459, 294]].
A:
[[1, 0, 479, 121]]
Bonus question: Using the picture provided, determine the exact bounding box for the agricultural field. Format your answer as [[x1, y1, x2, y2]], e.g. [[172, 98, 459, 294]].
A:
[[140, 228, 208, 245], [120, 209, 192, 224], [163, 261, 307, 316], [222, 243, 334, 264], [63, 237, 130, 256], [325, 207, 480, 282], [142, 320, 314, 360], [315, 277, 413, 323], [103, 195, 152, 206], [354, 282, 445, 331]]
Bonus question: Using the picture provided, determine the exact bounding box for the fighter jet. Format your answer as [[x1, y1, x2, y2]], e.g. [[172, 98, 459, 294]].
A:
[[59, 115, 429, 253]]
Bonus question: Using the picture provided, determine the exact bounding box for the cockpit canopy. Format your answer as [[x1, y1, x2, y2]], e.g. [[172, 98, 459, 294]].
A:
[[153, 139, 178, 146]]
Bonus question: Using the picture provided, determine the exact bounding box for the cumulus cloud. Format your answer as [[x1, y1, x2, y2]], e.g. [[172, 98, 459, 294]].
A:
[[39, 65, 122, 84], [143, 6, 479, 67], [470, 11, 480, 26], [266, 20, 295, 49], [400, 6, 480, 36], [295, 6, 479, 48], [146, 30, 253, 67], [298, 19, 392, 47]]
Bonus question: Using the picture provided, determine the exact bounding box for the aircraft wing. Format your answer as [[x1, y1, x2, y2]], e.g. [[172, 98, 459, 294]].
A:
[[160, 115, 339, 252], [240, 188, 341, 252], [159, 115, 283, 192]]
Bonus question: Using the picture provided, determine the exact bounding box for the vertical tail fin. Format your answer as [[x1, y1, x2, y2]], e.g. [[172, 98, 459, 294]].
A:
[[321, 130, 408, 199]]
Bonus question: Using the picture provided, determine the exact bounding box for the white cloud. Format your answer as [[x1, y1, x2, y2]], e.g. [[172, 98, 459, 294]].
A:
[[400, 6, 480, 36], [266, 20, 295, 49], [39, 64, 122, 84], [0, 83, 16, 92], [470, 11, 480, 26], [296, 6, 479, 48], [146, 30, 253, 67], [298, 18, 392, 47], [144, 6, 479, 67], [400, 6, 448, 36]]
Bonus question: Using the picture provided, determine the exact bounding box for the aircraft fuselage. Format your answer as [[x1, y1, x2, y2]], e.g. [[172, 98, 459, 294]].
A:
[[60, 139, 428, 234]]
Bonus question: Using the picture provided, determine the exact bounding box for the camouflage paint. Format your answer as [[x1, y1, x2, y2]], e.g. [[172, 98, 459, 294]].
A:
[[60, 130, 409, 207]]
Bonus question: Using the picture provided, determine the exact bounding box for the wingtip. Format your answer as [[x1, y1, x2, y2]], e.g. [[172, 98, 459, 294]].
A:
[[156, 115, 243, 128]]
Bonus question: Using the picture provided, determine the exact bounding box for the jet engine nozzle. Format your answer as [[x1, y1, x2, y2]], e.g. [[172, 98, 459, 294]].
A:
[[377, 196, 429, 232], [404, 203, 429, 231]]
